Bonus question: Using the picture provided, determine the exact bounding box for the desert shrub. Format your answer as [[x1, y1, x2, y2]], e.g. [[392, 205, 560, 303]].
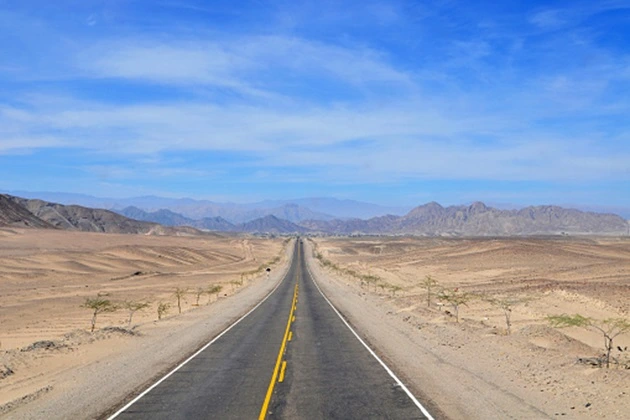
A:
[[122, 300, 150, 327], [437, 288, 471, 323], [173, 287, 188, 314], [157, 301, 170, 320], [82, 296, 118, 332], [421, 275, 439, 307], [547, 314, 630, 368]]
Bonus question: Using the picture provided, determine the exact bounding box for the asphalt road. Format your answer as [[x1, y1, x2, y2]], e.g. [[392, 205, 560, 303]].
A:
[[110, 240, 430, 419]]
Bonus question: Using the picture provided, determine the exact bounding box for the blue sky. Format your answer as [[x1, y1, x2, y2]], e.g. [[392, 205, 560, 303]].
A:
[[0, 0, 629, 208]]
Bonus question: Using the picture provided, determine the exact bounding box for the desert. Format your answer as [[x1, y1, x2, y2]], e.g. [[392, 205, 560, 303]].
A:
[[0, 228, 290, 418], [306, 236, 630, 419], [1, 225, 629, 419]]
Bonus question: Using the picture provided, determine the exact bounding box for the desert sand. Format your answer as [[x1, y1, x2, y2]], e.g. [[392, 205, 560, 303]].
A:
[[2, 230, 628, 419], [306, 236, 630, 419], [0, 228, 290, 417]]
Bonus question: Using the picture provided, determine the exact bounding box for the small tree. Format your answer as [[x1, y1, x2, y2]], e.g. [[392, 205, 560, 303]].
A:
[[173, 287, 188, 314], [421, 275, 439, 307], [390, 285, 402, 297], [547, 314, 630, 368], [122, 300, 150, 327], [437, 288, 471, 323], [206, 285, 223, 304], [485, 296, 530, 335], [194, 288, 205, 306], [82, 296, 118, 332], [157, 301, 170, 320]]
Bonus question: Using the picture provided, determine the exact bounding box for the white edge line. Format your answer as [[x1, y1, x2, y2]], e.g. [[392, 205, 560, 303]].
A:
[[305, 260, 436, 420], [107, 250, 292, 419]]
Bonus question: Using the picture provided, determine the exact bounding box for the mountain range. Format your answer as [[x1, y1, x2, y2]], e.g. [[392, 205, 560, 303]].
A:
[[301, 201, 629, 236], [1, 193, 627, 236], [0, 191, 408, 222]]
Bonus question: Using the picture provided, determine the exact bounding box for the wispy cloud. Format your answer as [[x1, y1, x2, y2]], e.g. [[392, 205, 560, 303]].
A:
[[0, 0, 629, 206]]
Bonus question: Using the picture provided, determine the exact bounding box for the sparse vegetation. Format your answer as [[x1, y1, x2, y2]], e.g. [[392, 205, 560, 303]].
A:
[[315, 251, 384, 289], [421, 275, 439, 308], [485, 296, 531, 335], [82, 295, 118, 332], [157, 301, 170, 320], [206, 285, 223, 304], [173, 287, 188, 314], [389, 285, 402, 297], [547, 314, 630, 368], [194, 287, 205, 306], [122, 300, 150, 327], [437, 288, 471, 323]]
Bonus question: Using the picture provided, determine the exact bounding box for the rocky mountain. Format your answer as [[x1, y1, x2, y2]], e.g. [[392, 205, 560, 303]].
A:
[[237, 215, 309, 234], [0, 194, 54, 228], [301, 202, 629, 236], [6, 196, 157, 234]]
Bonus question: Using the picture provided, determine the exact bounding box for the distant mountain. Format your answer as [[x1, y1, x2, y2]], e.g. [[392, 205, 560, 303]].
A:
[[116, 206, 235, 231], [237, 215, 309, 234], [195, 216, 235, 231], [1, 191, 400, 222], [118, 206, 195, 226], [252, 198, 411, 219], [0, 194, 54, 228], [301, 202, 629, 236]]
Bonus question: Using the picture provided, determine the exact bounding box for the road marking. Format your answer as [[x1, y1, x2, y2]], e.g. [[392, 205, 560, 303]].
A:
[[278, 360, 288, 383], [258, 283, 298, 420], [292, 315, 296, 322], [106, 250, 295, 420], [306, 262, 436, 420], [288, 331, 293, 341]]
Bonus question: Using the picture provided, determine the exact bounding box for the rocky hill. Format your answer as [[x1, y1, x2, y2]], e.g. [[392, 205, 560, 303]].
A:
[[6, 196, 158, 234], [0, 194, 54, 228], [301, 202, 629, 236]]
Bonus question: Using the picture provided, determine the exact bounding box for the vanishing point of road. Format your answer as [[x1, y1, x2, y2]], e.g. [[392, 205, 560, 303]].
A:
[[107, 240, 433, 419]]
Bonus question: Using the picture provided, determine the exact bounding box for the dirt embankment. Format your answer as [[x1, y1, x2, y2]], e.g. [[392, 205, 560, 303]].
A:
[[0, 229, 293, 419], [306, 237, 630, 420]]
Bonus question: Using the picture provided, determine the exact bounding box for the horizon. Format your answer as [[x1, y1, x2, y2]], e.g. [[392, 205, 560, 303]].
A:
[[1, 1, 629, 208], [3, 189, 630, 220]]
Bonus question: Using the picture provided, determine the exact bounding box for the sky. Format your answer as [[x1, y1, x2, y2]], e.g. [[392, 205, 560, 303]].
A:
[[0, 0, 629, 208]]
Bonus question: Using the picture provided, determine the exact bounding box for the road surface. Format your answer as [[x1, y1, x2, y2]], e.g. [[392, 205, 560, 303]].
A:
[[109, 240, 431, 419]]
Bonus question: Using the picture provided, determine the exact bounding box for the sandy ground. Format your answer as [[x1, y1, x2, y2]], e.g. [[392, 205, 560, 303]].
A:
[[306, 237, 630, 419], [0, 228, 291, 418]]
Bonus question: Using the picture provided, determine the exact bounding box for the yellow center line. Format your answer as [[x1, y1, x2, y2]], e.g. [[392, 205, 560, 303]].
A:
[[258, 283, 298, 420], [288, 331, 293, 342], [278, 360, 288, 383]]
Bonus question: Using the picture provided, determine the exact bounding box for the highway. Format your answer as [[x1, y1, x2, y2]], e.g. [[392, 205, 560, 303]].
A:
[[108, 240, 432, 419]]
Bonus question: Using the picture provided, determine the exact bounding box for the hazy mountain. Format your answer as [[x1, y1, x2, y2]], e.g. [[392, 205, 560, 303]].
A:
[[237, 215, 309, 234], [118, 206, 195, 226], [1, 191, 397, 222], [116, 206, 236, 231], [301, 202, 629, 236], [253, 198, 411, 219]]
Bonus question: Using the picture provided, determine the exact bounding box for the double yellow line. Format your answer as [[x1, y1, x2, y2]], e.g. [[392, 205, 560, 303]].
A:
[[258, 282, 299, 419]]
